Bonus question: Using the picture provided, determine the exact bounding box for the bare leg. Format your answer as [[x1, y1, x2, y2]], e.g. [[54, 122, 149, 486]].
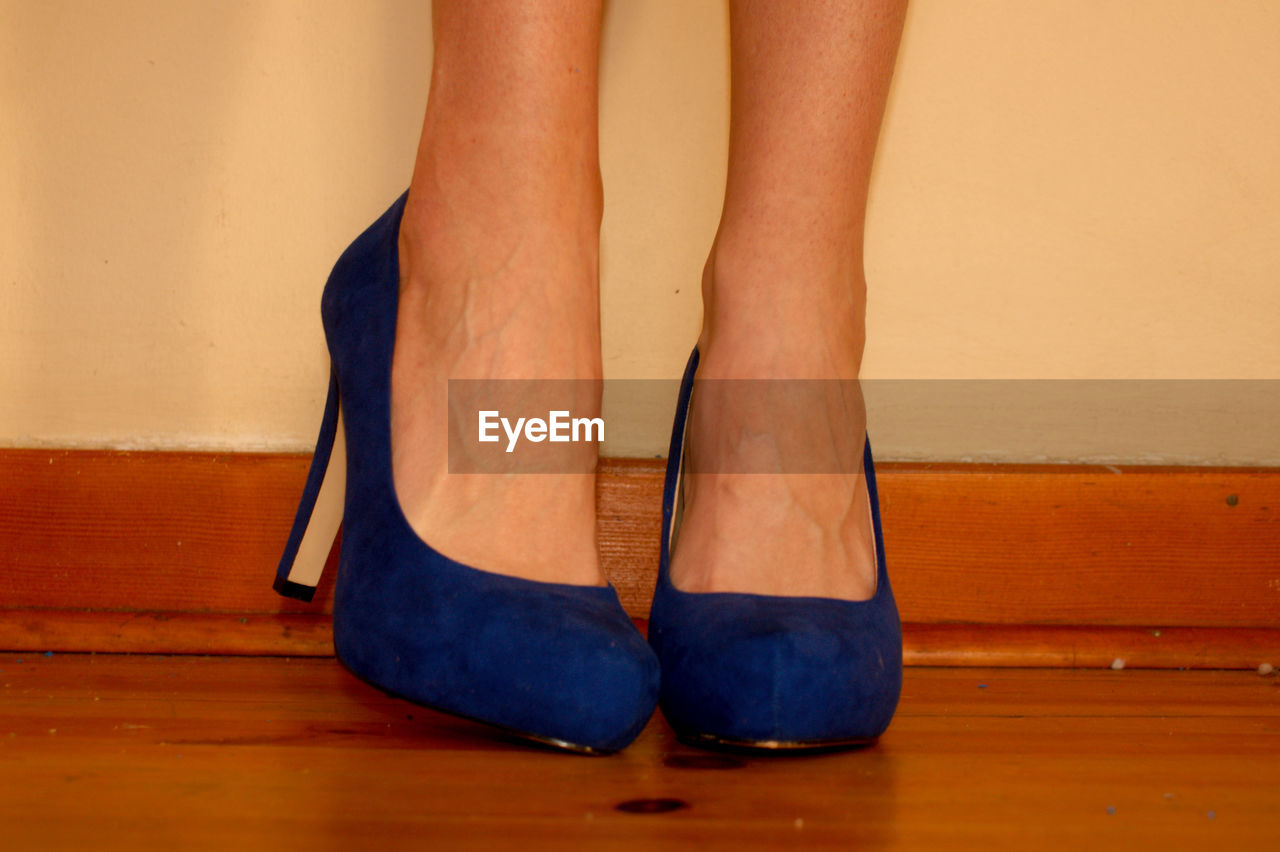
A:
[[392, 0, 605, 584], [671, 0, 907, 598]]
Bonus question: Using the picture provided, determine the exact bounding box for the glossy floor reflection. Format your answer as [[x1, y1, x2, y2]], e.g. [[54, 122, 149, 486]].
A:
[[1, 653, 1276, 848]]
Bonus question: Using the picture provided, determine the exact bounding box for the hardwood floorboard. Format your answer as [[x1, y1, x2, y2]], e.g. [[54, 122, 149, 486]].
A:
[[1, 653, 1276, 849]]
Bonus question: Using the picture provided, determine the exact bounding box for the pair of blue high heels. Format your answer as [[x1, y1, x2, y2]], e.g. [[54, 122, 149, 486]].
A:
[[274, 193, 902, 754]]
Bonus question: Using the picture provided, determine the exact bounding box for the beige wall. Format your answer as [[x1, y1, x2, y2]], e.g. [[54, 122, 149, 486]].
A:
[[3, 1, 1278, 461]]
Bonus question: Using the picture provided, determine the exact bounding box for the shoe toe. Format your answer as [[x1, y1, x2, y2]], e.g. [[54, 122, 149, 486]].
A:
[[655, 596, 901, 746], [336, 576, 659, 753]]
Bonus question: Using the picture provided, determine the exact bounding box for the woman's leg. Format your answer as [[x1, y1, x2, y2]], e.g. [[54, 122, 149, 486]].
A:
[[671, 0, 908, 598], [392, 0, 605, 584]]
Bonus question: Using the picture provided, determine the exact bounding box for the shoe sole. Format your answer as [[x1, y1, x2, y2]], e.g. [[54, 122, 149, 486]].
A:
[[332, 652, 617, 756], [674, 729, 878, 755]]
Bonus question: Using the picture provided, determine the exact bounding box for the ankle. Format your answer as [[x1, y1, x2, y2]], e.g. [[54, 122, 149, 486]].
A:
[[395, 172, 603, 384], [400, 189, 600, 294], [412, 101, 603, 225], [697, 244, 866, 380]]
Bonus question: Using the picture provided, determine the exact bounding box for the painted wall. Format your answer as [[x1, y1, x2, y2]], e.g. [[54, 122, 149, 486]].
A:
[[3, 1, 1277, 461]]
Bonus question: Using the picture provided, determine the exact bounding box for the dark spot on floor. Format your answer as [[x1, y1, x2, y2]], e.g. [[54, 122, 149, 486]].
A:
[[615, 798, 689, 814]]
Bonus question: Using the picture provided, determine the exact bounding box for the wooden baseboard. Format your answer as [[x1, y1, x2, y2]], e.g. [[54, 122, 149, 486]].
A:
[[2, 449, 1278, 665], [2, 610, 1276, 670]]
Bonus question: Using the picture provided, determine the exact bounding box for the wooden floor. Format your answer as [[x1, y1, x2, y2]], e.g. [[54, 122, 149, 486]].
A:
[[2, 652, 1277, 849]]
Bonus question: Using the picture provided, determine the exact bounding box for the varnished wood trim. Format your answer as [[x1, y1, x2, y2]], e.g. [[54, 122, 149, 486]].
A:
[[902, 623, 1280, 669], [2, 610, 1276, 670], [1, 450, 1277, 637], [0, 609, 335, 656]]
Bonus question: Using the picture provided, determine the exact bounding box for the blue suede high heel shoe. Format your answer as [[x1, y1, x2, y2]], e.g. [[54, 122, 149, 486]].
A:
[[274, 192, 659, 754], [648, 348, 902, 750]]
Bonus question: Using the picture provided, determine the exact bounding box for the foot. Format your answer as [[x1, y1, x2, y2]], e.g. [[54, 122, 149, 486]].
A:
[[668, 263, 878, 601], [390, 180, 605, 587]]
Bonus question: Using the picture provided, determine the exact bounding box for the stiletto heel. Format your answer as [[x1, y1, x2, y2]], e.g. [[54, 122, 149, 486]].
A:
[[649, 348, 902, 751], [274, 368, 346, 602], [273, 192, 659, 754]]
